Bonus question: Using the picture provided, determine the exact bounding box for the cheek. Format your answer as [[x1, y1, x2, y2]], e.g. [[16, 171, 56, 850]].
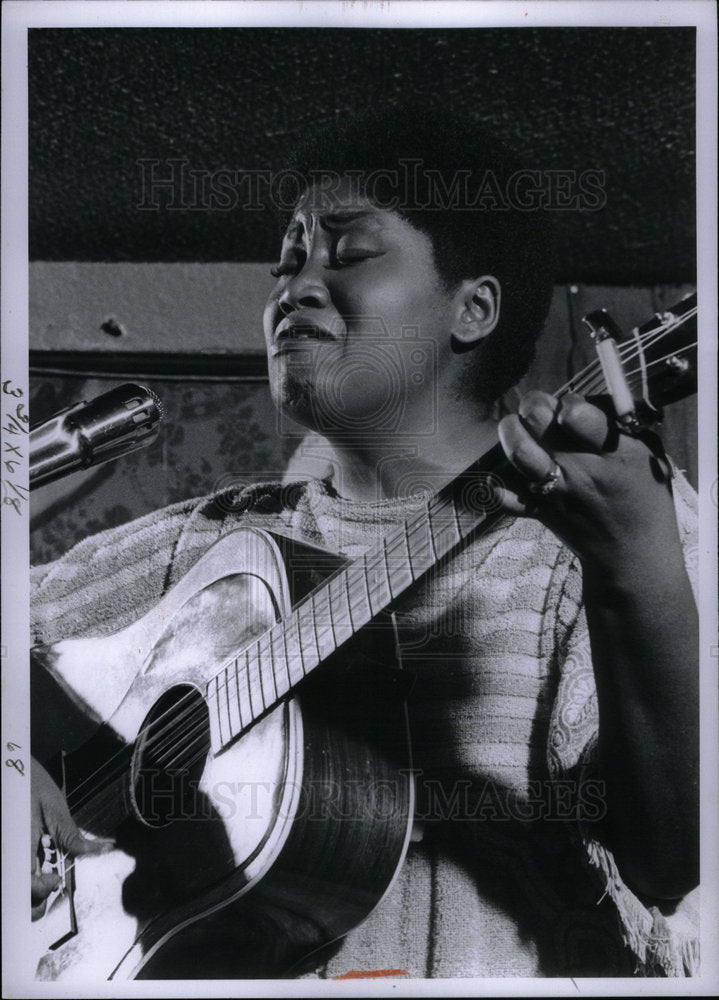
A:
[[262, 301, 276, 345], [351, 264, 442, 332]]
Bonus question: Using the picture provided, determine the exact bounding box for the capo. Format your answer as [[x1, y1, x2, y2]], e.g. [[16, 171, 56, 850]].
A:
[[582, 308, 662, 435]]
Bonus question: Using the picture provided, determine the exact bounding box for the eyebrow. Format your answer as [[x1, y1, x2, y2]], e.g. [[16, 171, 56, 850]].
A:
[[321, 209, 378, 229], [283, 209, 378, 240]]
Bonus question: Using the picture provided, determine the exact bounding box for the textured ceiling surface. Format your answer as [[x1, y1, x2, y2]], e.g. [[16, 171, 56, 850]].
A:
[[29, 27, 696, 282]]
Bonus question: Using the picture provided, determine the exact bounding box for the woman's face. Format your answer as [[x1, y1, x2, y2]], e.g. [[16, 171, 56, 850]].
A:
[[262, 180, 457, 441]]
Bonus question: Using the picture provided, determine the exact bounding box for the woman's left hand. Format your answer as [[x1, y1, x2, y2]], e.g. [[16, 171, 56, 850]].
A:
[[496, 390, 678, 577]]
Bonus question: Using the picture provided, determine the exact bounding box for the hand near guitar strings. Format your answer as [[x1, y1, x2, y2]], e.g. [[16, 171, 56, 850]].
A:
[[498, 390, 699, 900], [495, 390, 677, 575], [31, 758, 114, 919]]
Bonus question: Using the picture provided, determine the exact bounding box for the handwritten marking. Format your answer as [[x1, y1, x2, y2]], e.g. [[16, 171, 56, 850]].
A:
[[332, 969, 409, 980], [6, 757, 25, 776], [1, 381, 28, 515]]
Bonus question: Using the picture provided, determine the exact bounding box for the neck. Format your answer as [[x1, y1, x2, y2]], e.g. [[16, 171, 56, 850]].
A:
[[324, 412, 499, 503]]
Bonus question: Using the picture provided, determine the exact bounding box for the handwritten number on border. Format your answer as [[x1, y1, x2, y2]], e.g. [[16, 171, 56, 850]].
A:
[[6, 743, 24, 776], [1, 381, 28, 514]]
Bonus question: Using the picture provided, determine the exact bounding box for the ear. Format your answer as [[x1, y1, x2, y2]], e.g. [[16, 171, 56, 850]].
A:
[[450, 276, 501, 348]]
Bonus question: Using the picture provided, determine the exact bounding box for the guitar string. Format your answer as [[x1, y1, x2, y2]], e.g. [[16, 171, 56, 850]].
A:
[[566, 311, 696, 397], [59, 314, 696, 820], [568, 327, 696, 397], [63, 346, 691, 827], [100, 316, 693, 808], [568, 307, 695, 388], [62, 316, 697, 819], [64, 305, 702, 842], [66, 355, 696, 828], [64, 508, 442, 813]]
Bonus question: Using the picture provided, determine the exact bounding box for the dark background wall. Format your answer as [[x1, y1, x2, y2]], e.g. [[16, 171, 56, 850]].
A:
[[29, 27, 696, 282], [28, 27, 698, 563]]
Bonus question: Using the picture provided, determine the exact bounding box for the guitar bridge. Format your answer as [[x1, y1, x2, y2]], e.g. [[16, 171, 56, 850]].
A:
[[39, 835, 78, 951]]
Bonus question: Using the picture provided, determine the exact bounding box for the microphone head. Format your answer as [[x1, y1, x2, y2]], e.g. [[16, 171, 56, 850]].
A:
[[71, 383, 163, 462], [29, 383, 165, 488]]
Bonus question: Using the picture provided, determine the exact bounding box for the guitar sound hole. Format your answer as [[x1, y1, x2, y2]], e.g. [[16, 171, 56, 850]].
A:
[[131, 685, 211, 829]]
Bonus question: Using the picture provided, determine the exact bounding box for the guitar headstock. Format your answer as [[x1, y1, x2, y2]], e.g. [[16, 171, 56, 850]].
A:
[[573, 291, 697, 417], [632, 292, 697, 409]]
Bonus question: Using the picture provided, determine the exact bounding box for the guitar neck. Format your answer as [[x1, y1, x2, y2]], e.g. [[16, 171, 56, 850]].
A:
[[206, 292, 698, 752], [206, 445, 505, 751]]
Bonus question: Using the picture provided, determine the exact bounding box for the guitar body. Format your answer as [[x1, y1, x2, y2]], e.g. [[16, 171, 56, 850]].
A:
[[29, 290, 698, 982], [32, 528, 415, 981]]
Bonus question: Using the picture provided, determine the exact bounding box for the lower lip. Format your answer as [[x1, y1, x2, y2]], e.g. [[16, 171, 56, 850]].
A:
[[272, 337, 330, 355]]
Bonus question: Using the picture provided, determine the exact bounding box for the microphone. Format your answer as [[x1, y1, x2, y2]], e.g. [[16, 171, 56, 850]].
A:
[[29, 384, 163, 488]]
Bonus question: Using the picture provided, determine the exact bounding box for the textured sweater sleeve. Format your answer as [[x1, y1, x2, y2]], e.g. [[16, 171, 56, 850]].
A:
[[546, 466, 700, 976], [29, 488, 252, 646], [31, 480, 302, 647]]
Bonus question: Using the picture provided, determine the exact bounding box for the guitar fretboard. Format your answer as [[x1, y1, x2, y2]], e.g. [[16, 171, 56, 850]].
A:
[[205, 291, 697, 753], [205, 451, 504, 751]]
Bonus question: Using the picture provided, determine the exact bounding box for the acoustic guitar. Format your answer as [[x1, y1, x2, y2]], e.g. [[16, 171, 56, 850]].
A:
[[30, 294, 697, 980]]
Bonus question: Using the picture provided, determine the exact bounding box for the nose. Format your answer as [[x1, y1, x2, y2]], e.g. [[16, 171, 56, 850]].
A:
[[277, 266, 330, 315]]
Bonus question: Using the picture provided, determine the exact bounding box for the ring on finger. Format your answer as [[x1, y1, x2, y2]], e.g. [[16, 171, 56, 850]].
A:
[[527, 462, 562, 497]]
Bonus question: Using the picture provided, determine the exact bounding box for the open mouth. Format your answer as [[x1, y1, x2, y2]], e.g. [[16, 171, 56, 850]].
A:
[[275, 323, 334, 343]]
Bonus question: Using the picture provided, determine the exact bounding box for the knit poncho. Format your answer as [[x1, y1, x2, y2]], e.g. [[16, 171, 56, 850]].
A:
[[31, 472, 700, 979]]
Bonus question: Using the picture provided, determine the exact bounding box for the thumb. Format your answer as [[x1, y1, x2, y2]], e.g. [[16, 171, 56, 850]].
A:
[[51, 814, 114, 857], [31, 870, 60, 908], [34, 758, 114, 858]]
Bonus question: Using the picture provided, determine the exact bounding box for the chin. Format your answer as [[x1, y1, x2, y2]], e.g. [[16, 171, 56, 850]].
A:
[[271, 372, 321, 431]]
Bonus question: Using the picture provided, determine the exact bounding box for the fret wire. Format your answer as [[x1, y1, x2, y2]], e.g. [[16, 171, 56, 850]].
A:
[[237, 648, 254, 729], [264, 632, 278, 704], [382, 536, 395, 600], [426, 498, 439, 563], [266, 628, 279, 704], [326, 582, 338, 645], [346, 572, 369, 608], [307, 593, 322, 662], [281, 618, 293, 689], [214, 674, 226, 745], [241, 648, 254, 726], [285, 611, 304, 686], [365, 549, 391, 606], [207, 299, 697, 737], [293, 609, 308, 677], [408, 512, 432, 573], [235, 656, 249, 729], [451, 494, 464, 542], [329, 573, 352, 638], [327, 575, 340, 630], [345, 560, 371, 625], [427, 495, 448, 556], [361, 553, 375, 618], [256, 638, 267, 710], [440, 494, 464, 555], [223, 664, 233, 737], [314, 586, 336, 653], [344, 569, 355, 631], [249, 640, 265, 717], [402, 520, 415, 580]]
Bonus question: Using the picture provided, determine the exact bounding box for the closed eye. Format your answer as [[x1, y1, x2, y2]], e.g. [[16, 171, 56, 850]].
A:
[[333, 249, 386, 267]]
